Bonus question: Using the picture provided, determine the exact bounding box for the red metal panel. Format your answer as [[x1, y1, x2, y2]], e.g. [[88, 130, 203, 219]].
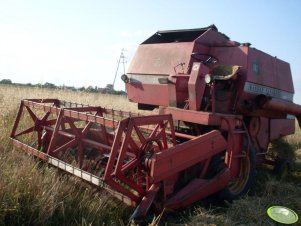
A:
[[270, 118, 295, 140], [128, 42, 194, 75], [165, 168, 230, 209], [188, 63, 210, 110], [160, 107, 214, 125], [209, 46, 248, 73], [131, 183, 161, 219], [150, 130, 227, 183], [126, 83, 169, 106], [160, 107, 242, 126], [247, 48, 294, 93]]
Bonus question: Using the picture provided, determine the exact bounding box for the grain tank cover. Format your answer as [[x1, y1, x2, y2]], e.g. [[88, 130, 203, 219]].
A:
[[142, 25, 219, 44]]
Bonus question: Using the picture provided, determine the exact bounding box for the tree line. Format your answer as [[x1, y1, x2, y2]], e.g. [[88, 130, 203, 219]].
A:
[[0, 79, 126, 95]]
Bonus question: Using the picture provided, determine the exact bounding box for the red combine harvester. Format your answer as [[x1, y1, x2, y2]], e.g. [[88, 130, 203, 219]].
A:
[[10, 25, 301, 218]]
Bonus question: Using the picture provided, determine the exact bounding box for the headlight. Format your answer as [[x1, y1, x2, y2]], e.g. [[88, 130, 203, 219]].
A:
[[205, 74, 212, 84]]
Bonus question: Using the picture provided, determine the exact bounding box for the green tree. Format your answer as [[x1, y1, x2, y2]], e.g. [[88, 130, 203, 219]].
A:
[[43, 82, 56, 89], [78, 86, 86, 91], [86, 86, 97, 92], [0, 79, 12, 84]]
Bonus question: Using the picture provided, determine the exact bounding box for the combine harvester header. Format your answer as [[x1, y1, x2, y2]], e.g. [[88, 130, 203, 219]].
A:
[[10, 25, 301, 219]]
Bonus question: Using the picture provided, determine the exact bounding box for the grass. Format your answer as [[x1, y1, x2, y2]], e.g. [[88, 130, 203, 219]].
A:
[[0, 84, 301, 226]]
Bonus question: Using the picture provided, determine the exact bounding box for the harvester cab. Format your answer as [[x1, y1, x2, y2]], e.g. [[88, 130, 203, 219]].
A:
[[10, 25, 301, 219]]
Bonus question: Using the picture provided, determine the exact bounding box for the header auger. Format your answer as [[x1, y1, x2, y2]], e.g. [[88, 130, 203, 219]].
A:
[[10, 25, 301, 219]]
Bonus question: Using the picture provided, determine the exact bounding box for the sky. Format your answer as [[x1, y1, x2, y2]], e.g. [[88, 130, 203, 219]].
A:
[[1, 0, 301, 101]]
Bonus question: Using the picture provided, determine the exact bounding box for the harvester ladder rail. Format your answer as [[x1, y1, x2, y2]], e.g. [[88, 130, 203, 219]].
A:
[[220, 117, 250, 167]]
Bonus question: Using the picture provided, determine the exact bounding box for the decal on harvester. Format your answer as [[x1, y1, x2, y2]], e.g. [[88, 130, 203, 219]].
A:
[[252, 61, 260, 75], [244, 82, 294, 101], [193, 64, 200, 71]]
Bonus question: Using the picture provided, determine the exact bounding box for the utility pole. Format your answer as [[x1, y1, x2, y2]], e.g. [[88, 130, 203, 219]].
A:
[[113, 49, 126, 89]]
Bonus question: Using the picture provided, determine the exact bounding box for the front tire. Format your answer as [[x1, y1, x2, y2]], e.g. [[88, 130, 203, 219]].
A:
[[218, 140, 256, 201]]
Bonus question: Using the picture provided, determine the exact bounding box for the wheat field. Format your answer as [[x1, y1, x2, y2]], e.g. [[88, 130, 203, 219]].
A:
[[0, 84, 300, 226]]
